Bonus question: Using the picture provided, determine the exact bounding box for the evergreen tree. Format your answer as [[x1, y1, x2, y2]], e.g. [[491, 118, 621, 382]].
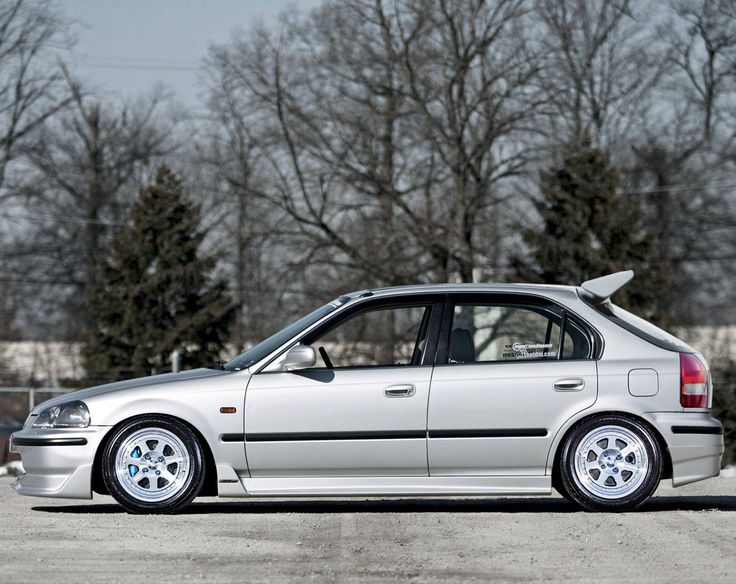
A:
[[509, 145, 666, 322], [83, 166, 234, 384]]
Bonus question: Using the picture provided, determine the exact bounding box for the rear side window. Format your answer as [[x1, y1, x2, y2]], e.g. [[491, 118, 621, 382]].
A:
[[561, 319, 593, 359], [446, 301, 592, 363], [590, 301, 691, 353]]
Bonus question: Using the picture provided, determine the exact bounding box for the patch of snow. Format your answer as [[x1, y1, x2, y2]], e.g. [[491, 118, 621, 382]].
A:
[[0, 466, 7, 476], [720, 465, 735, 478], [5, 461, 24, 476]]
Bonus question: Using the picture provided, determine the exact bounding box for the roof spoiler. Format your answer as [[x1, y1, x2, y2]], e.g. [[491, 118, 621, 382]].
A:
[[580, 270, 633, 303]]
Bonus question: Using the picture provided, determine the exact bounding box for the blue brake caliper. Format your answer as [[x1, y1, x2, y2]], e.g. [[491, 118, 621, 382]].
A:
[[128, 446, 142, 477]]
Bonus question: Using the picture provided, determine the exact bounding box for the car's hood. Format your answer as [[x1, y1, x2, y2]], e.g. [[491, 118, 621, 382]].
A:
[[31, 368, 233, 414]]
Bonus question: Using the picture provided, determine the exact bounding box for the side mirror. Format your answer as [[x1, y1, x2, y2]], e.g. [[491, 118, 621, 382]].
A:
[[282, 345, 316, 372]]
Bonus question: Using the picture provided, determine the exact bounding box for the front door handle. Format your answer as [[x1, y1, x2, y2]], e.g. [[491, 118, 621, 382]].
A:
[[554, 378, 585, 391], [384, 384, 416, 398]]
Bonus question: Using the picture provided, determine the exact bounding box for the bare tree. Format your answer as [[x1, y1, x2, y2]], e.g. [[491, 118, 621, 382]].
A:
[[12, 72, 178, 337], [535, 0, 660, 149], [211, 4, 426, 289], [201, 69, 286, 349], [393, 0, 543, 282], [0, 0, 71, 197], [668, 0, 736, 144], [208, 0, 542, 294], [625, 0, 736, 323]]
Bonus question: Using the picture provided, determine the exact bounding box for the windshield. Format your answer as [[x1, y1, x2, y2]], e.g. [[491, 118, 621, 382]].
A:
[[593, 301, 692, 353], [223, 297, 350, 370]]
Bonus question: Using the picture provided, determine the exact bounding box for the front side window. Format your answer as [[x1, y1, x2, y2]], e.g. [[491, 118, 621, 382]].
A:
[[308, 304, 432, 369], [446, 301, 591, 363], [223, 298, 349, 370]]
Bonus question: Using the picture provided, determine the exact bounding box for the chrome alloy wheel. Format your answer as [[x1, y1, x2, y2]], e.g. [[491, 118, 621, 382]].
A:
[[114, 428, 191, 502], [573, 425, 649, 500]]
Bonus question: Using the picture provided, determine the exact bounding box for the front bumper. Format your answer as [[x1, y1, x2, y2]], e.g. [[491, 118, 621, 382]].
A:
[[643, 412, 724, 487], [9, 426, 110, 499]]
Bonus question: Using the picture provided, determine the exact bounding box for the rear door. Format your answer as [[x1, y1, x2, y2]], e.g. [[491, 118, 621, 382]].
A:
[[427, 293, 598, 476]]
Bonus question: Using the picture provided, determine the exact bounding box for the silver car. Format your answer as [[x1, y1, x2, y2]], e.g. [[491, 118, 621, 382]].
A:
[[10, 271, 724, 513]]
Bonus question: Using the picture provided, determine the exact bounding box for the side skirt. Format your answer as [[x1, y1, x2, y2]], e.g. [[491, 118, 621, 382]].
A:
[[236, 475, 552, 497]]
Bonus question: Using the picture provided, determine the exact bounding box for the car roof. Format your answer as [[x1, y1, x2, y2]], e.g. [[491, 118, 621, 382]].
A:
[[347, 282, 581, 302]]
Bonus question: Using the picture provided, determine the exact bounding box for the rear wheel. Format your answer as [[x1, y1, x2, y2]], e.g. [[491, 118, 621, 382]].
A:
[[559, 415, 662, 512], [102, 416, 205, 514]]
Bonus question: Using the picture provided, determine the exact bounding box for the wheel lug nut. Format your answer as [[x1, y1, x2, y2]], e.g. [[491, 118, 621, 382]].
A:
[[158, 456, 164, 463], [142, 468, 148, 473], [612, 468, 619, 473], [155, 470, 161, 475]]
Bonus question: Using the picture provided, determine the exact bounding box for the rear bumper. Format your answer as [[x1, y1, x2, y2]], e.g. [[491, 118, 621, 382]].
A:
[[9, 426, 110, 499], [643, 412, 724, 487]]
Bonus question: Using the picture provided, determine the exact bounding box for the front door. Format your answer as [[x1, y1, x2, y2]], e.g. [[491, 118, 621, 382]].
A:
[[428, 294, 598, 476], [245, 298, 442, 477]]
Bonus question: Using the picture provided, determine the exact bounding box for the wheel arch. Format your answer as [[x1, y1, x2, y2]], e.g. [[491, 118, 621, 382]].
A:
[[92, 413, 218, 497], [548, 410, 673, 491]]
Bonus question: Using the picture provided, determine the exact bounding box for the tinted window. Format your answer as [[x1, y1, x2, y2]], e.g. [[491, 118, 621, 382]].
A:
[[310, 305, 431, 368], [447, 302, 591, 363], [561, 319, 592, 359], [223, 299, 347, 370]]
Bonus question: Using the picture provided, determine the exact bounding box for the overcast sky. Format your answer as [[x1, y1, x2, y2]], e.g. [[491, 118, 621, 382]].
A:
[[58, 0, 322, 108]]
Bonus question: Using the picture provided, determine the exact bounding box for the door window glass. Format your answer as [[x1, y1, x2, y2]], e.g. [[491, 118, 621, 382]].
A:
[[561, 319, 592, 359], [311, 305, 431, 368], [448, 302, 589, 363]]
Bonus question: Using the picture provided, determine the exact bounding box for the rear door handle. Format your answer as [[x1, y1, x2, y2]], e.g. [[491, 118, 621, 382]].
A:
[[384, 384, 416, 398], [554, 378, 585, 391]]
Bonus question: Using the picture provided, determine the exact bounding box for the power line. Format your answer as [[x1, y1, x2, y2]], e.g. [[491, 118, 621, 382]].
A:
[[72, 55, 199, 66], [619, 179, 736, 196], [0, 276, 77, 286], [61, 51, 203, 72], [1, 174, 734, 230], [0, 213, 126, 227], [75, 62, 200, 72], [676, 255, 736, 262]]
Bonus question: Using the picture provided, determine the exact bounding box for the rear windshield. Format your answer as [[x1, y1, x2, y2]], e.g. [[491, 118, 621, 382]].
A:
[[589, 301, 692, 353]]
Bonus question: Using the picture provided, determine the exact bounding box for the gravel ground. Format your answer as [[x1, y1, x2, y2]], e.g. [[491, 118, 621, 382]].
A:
[[0, 475, 734, 583]]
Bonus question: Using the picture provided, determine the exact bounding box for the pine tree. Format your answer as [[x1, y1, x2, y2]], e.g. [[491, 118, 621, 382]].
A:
[[509, 145, 666, 322], [83, 166, 234, 384]]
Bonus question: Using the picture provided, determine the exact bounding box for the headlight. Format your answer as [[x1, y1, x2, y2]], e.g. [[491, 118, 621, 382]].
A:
[[32, 401, 90, 429]]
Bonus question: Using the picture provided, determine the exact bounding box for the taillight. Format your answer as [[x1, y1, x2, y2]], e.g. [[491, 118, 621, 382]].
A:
[[680, 353, 709, 408]]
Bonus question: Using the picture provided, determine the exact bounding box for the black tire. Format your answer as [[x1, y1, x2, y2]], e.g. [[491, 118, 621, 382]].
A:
[[101, 416, 205, 514], [552, 474, 573, 502], [559, 414, 663, 512]]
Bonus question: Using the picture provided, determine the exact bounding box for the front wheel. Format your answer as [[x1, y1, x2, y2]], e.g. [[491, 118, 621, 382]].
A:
[[101, 416, 205, 514], [559, 415, 663, 512]]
